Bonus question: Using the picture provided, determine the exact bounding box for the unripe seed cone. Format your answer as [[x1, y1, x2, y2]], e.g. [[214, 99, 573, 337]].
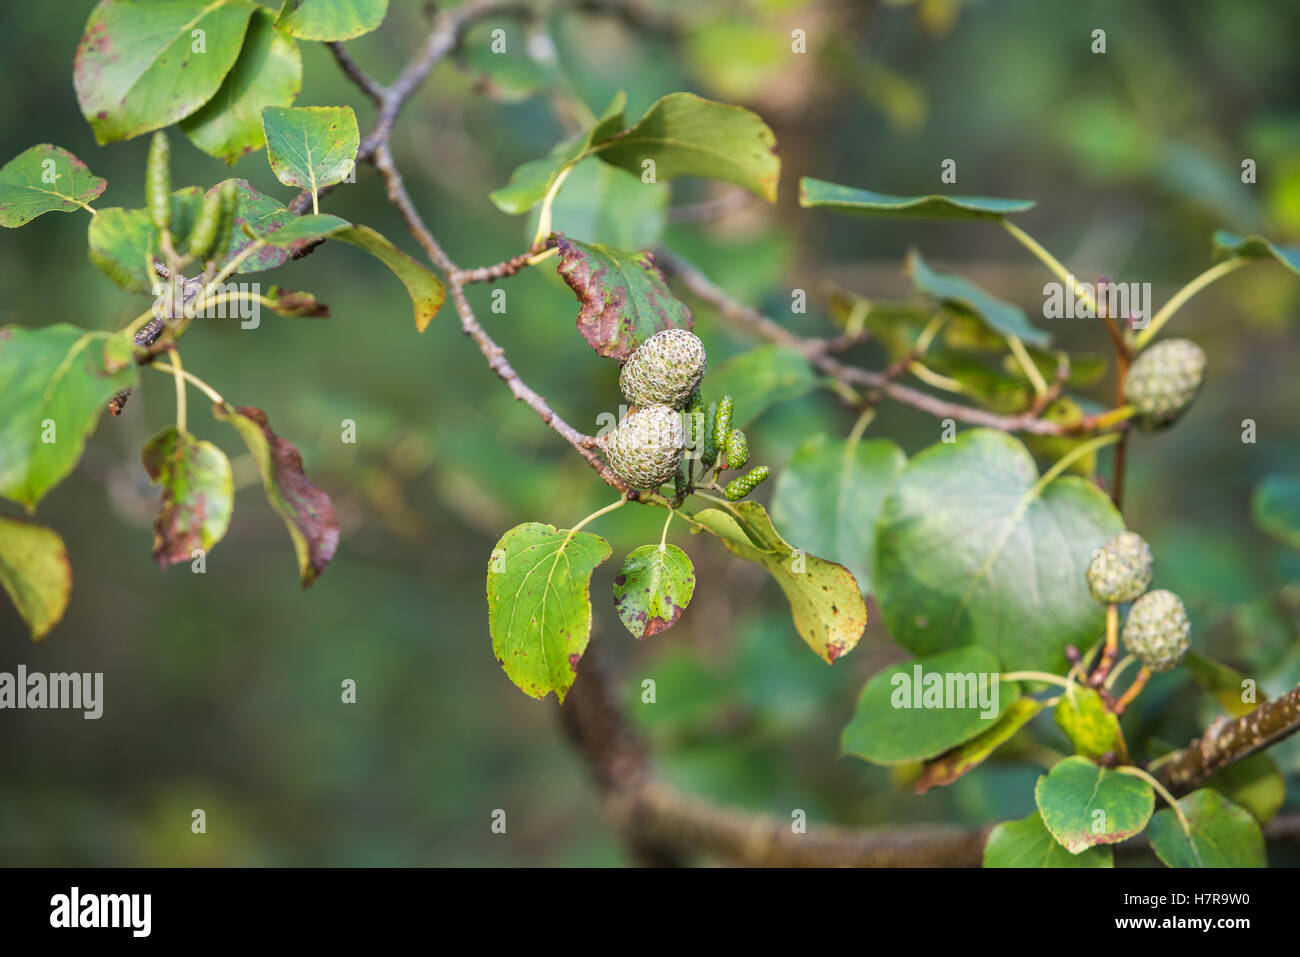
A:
[[619, 328, 706, 410], [604, 404, 686, 489], [1122, 589, 1190, 672], [1087, 530, 1153, 604], [1127, 338, 1206, 431]]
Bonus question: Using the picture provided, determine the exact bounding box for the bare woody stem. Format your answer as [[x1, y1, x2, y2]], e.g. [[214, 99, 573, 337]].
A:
[[653, 249, 1130, 438]]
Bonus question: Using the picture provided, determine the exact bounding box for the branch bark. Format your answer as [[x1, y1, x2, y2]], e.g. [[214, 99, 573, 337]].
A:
[[655, 248, 1129, 438], [1155, 683, 1300, 794]]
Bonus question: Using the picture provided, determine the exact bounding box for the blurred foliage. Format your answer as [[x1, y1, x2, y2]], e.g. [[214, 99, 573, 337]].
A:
[[1, 0, 1298, 865]]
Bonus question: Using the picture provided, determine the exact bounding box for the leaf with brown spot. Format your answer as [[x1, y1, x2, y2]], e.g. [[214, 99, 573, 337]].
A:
[[212, 403, 337, 587], [692, 500, 866, 664], [141, 426, 234, 568], [555, 235, 692, 360], [486, 522, 611, 701], [0, 144, 106, 226], [1034, 756, 1154, 854], [613, 544, 694, 639]]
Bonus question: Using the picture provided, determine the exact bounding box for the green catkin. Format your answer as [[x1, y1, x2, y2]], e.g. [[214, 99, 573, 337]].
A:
[[702, 400, 719, 467], [674, 465, 688, 498], [212, 181, 239, 259], [725, 429, 749, 470], [146, 132, 171, 232], [724, 465, 771, 500], [185, 190, 224, 262], [713, 395, 733, 466]]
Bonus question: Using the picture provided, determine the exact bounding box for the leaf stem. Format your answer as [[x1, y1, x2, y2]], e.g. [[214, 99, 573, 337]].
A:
[[532, 165, 575, 249], [1001, 671, 1075, 690], [150, 360, 225, 405], [562, 497, 627, 547], [170, 348, 187, 433], [658, 507, 674, 551], [1116, 763, 1189, 832], [1033, 431, 1121, 493], [1132, 258, 1247, 350], [1007, 334, 1049, 399], [1105, 654, 1136, 689], [1001, 219, 1098, 316]]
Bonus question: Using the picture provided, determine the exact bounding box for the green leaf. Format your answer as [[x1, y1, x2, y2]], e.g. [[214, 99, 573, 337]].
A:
[[274, 0, 387, 41], [211, 403, 338, 587], [612, 544, 695, 639], [87, 186, 207, 292], [180, 9, 302, 164], [800, 177, 1035, 220], [693, 500, 866, 663], [529, 158, 668, 250], [247, 214, 445, 330], [596, 93, 780, 203], [1147, 789, 1266, 868], [492, 92, 780, 212], [1034, 756, 1154, 853], [1204, 753, 1285, 826], [1054, 686, 1128, 761], [906, 248, 1051, 348], [841, 647, 1021, 765], [0, 324, 138, 509], [0, 145, 107, 226], [1184, 651, 1260, 718], [486, 522, 612, 701], [917, 696, 1044, 792], [261, 105, 359, 197], [1003, 348, 1108, 389], [876, 429, 1124, 674], [74, 0, 258, 144], [141, 427, 235, 567], [207, 178, 301, 273], [555, 235, 692, 359], [1251, 475, 1300, 549], [1213, 229, 1300, 276], [331, 225, 446, 332], [490, 92, 627, 215], [770, 434, 906, 595], [0, 516, 71, 641], [259, 212, 352, 246], [705, 346, 817, 426], [984, 811, 1114, 868]]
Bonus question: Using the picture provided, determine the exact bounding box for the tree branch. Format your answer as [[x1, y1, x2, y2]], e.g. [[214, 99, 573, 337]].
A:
[[1155, 683, 1300, 794], [564, 644, 1300, 866], [655, 248, 1130, 438]]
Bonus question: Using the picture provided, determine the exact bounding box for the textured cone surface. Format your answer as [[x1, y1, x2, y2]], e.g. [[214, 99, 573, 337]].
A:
[[605, 405, 686, 489], [1127, 338, 1206, 431], [619, 329, 707, 410], [1122, 589, 1190, 672], [1087, 530, 1153, 603]]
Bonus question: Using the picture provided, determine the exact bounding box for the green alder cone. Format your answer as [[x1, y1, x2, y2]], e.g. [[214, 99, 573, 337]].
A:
[[713, 394, 734, 450], [724, 465, 771, 500], [604, 404, 686, 488], [146, 132, 171, 232], [1086, 530, 1153, 604], [702, 399, 719, 466], [725, 428, 749, 470], [1122, 589, 1191, 672], [618, 328, 706, 410], [1127, 338, 1206, 430]]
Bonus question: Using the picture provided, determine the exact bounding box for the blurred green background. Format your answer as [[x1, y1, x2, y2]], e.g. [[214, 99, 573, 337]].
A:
[[2, 0, 1299, 865]]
